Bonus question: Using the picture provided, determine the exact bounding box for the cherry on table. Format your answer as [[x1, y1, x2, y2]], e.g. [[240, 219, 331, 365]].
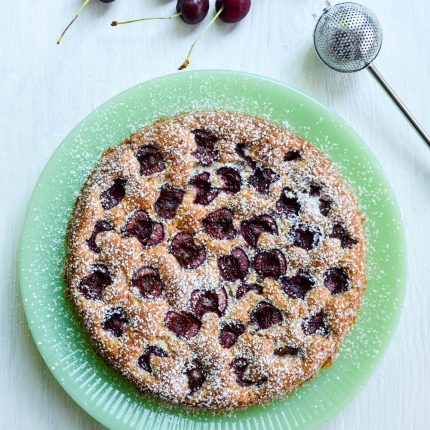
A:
[[177, 0, 210, 25], [215, 0, 251, 23], [178, 0, 251, 70]]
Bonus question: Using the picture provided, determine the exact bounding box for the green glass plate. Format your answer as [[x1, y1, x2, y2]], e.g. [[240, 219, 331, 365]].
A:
[[19, 70, 406, 430]]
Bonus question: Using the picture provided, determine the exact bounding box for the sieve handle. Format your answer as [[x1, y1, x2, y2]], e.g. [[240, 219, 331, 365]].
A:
[[367, 64, 430, 148]]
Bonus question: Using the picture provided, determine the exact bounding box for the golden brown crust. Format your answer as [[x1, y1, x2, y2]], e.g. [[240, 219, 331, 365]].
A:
[[65, 111, 366, 410]]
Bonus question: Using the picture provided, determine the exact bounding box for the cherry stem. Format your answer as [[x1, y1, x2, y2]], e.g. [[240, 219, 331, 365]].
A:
[[112, 12, 182, 27], [178, 6, 224, 71], [57, 0, 91, 45]]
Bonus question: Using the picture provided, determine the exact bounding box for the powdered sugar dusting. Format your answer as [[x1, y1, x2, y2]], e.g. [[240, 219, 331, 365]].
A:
[[65, 111, 366, 410], [20, 72, 405, 429]]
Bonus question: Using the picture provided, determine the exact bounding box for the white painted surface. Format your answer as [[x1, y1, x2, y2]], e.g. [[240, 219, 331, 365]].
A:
[[1, 0, 429, 428]]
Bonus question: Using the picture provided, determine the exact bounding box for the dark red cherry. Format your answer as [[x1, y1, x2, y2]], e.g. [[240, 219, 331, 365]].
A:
[[78, 264, 112, 300], [230, 357, 267, 387], [189, 172, 220, 205], [218, 247, 249, 281], [273, 345, 300, 357], [202, 208, 237, 240], [215, 0, 251, 23], [284, 150, 301, 161], [240, 214, 278, 247], [253, 249, 287, 279], [135, 145, 165, 176], [216, 167, 242, 194], [276, 189, 301, 218], [248, 167, 280, 194], [302, 310, 329, 336], [86, 220, 114, 253], [155, 185, 185, 219], [324, 267, 349, 295], [138, 345, 168, 373], [236, 282, 263, 300], [100, 178, 127, 210], [309, 184, 321, 196], [170, 232, 206, 269], [176, 0, 210, 24], [186, 363, 207, 393], [165, 311, 201, 339], [330, 224, 357, 249], [291, 226, 321, 251], [250, 301, 283, 329], [190, 287, 228, 318], [132, 267, 164, 299], [191, 129, 218, 165], [219, 322, 246, 348], [124, 210, 164, 247], [280, 270, 314, 300], [102, 307, 128, 337], [235, 143, 256, 169], [319, 198, 332, 217]]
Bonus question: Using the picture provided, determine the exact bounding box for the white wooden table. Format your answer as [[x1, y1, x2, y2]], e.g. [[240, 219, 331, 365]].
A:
[[1, 0, 429, 428]]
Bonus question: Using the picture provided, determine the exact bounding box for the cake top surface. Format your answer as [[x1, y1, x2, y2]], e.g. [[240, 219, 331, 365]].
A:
[[65, 111, 366, 410]]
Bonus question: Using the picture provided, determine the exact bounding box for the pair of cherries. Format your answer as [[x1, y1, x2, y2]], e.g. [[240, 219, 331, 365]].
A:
[[166, 0, 251, 25], [113, 0, 251, 69], [58, 0, 251, 69], [110, 1, 251, 26]]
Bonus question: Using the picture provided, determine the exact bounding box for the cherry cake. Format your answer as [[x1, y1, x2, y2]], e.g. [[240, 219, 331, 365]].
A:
[[65, 111, 366, 410]]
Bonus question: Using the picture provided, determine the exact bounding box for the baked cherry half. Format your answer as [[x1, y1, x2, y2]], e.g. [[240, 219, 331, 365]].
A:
[[155, 185, 185, 219], [202, 208, 237, 240], [219, 321, 246, 348], [136, 145, 166, 176], [216, 167, 242, 194], [248, 167, 280, 194], [100, 178, 127, 210], [124, 210, 164, 247], [102, 307, 128, 338], [230, 357, 267, 387], [330, 224, 357, 249], [138, 346, 168, 373], [189, 172, 220, 205], [78, 264, 112, 300], [190, 287, 228, 318], [290, 225, 321, 251], [86, 220, 114, 253], [218, 247, 249, 281], [273, 345, 300, 357], [191, 129, 219, 165], [319, 198, 332, 217], [324, 267, 350, 295], [280, 270, 314, 300], [165, 311, 201, 339], [132, 266, 164, 299], [240, 214, 278, 247], [284, 150, 301, 161], [235, 282, 263, 300], [235, 143, 256, 169], [186, 362, 207, 393], [276, 188, 301, 218], [253, 249, 287, 279], [309, 184, 321, 196], [250, 301, 283, 330], [170, 232, 206, 269], [302, 310, 329, 336]]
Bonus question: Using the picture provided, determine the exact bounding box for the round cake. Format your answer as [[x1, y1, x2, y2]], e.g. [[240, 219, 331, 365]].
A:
[[65, 111, 366, 410]]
